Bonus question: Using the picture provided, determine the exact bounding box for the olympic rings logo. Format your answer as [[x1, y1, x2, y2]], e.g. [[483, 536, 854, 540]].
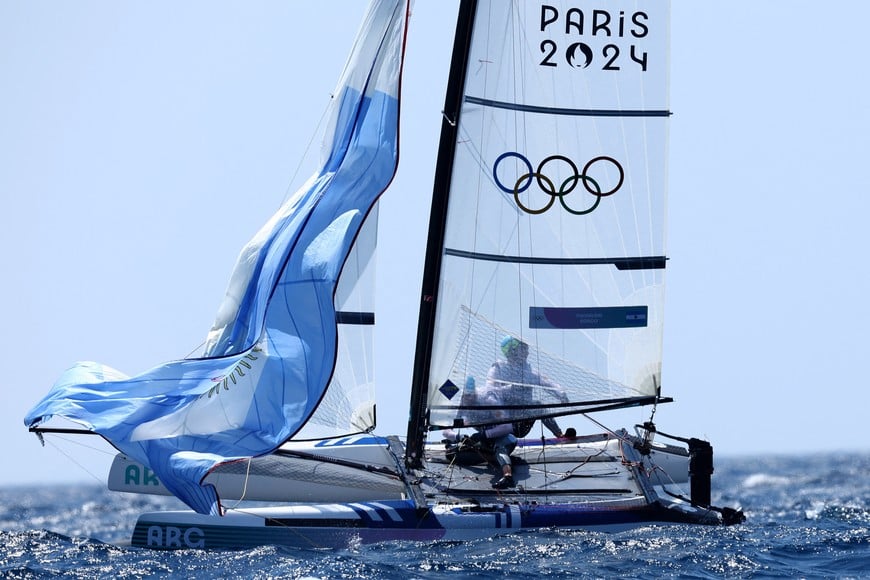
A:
[[492, 152, 624, 215]]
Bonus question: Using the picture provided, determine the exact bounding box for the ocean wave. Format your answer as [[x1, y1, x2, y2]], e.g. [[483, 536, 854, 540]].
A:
[[1, 454, 869, 578]]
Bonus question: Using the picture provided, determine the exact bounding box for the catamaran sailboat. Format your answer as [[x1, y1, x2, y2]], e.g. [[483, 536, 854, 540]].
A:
[[26, 0, 744, 549]]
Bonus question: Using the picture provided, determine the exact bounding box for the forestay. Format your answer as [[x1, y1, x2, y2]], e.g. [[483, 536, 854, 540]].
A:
[[25, 0, 410, 515], [424, 1, 671, 429]]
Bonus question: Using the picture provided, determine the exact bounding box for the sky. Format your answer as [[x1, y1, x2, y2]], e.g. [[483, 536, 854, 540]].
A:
[[1, 0, 868, 487]]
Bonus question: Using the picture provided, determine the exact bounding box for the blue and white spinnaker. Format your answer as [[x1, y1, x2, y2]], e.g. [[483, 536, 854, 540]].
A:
[[25, 0, 409, 515]]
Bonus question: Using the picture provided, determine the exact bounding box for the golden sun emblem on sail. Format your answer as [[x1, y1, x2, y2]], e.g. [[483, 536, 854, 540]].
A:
[[202, 346, 264, 399]]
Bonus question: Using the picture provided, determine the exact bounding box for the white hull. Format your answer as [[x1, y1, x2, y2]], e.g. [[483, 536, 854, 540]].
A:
[[109, 435, 409, 502], [120, 430, 741, 549], [109, 432, 687, 503]]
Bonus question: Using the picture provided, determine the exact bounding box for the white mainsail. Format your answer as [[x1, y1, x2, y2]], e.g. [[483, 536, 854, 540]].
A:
[[419, 1, 671, 429]]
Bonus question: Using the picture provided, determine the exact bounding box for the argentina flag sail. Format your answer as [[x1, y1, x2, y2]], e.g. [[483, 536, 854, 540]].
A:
[[25, 0, 410, 516]]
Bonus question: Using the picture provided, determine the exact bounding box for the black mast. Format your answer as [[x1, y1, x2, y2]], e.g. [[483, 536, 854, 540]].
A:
[[405, 0, 478, 468]]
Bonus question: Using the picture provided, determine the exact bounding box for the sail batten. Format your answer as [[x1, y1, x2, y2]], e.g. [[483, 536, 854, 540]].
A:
[[465, 95, 670, 117], [335, 311, 376, 325], [445, 248, 666, 269]]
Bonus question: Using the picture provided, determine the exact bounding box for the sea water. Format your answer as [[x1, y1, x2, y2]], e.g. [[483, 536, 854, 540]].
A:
[[1, 453, 868, 578]]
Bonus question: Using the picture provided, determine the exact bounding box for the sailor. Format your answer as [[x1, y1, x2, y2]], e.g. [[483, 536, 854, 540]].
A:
[[487, 336, 568, 439], [442, 378, 517, 489], [468, 385, 518, 490]]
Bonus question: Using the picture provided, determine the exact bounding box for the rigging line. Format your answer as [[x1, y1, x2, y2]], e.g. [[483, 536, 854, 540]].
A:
[[646, 461, 688, 499], [41, 437, 106, 486], [385, 436, 427, 504], [657, 481, 721, 519], [184, 340, 206, 359], [274, 448, 402, 479], [42, 433, 116, 456], [580, 412, 632, 446], [442, 441, 462, 492], [526, 445, 610, 484], [564, 447, 609, 477], [449, 103, 528, 316], [280, 93, 334, 207], [533, 424, 553, 503], [447, 10, 490, 384], [444, 130, 540, 381], [192, 66, 336, 369], [442, 110, 514, 382], [223, 457, 254, 511]]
